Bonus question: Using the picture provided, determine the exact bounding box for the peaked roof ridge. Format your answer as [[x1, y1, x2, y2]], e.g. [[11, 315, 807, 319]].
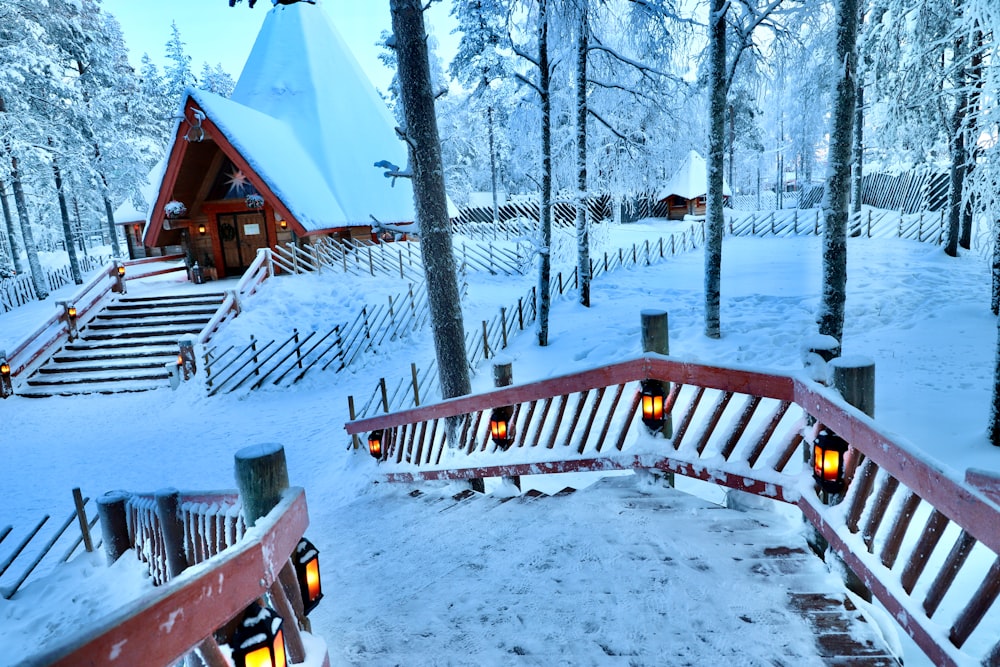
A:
[[232, 1, 415, 225], [659, 149, 732, 200]]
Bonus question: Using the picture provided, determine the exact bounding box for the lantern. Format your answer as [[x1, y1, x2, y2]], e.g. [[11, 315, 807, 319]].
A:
[[198, 223, 207, 235], [67, 305, 78, 320], [292, 537, 323, 613], [116, 263, 126, 278], [813, 428, 849, 495], [640, 380, 667, 430], [229, 601, 287, 667], [0, 352, 10, 399], [0, 360, 9, 377], [279, 219, 288, 230], [368, 430, 384, 459], [489, 406, 515, 450]]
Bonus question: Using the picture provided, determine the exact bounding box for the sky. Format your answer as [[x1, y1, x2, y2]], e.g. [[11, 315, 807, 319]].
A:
[[98, 0, 459, 93], [2, 218, 1000, 665]]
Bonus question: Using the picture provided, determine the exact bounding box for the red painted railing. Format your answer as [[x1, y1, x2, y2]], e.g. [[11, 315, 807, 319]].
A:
[[6, 255, 185, 379], [24, 487, 329, 667], [346, 355, 1000, 667]]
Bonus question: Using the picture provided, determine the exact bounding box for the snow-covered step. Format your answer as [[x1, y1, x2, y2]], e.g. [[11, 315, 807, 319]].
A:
[[113, 294, 226, 308], [38, 358, 174, 374], [53, 346, 176, 363], [26, 367, 171, 386], [84, 315, 213, 331], [98, 304, 220, 318], [17, 378, 171, 398], [63, 337, 187, 352], [81, 325, 205, 341]]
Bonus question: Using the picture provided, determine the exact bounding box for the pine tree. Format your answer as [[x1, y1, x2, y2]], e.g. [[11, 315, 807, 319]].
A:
[[163, 21, 197, 104]]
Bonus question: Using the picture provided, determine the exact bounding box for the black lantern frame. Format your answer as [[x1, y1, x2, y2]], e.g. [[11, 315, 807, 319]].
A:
[[489, 405, 515, 450], [368, 430, 384, 460], [813, 428, 849, 495], [292, 537, 323, 614], [229, 601, 287, 667], [639, 379, 667, 431]]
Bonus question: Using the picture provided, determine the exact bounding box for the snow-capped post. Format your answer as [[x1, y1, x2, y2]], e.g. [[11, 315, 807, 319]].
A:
[[96, 491, 131, 565], [113, 261, 127, 294], [59, 301, 79, 341], [178, 338, 196, 381], [154, 489, 188, 579], [640, 310, 672, 441], [830, 356, 875, 421], [0, 350, 12, 399], [493, 360, 518, 490], [233, 443, 308, 663]]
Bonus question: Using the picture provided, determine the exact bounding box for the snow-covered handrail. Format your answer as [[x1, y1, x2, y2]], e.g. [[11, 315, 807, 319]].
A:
[[24, 488, 328, 667], [346, 355, 1000, 667]]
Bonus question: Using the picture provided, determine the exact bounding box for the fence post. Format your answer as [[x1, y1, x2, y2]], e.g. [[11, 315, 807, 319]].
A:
[[517, 298, 524, 330], [482, 320, 490, 360], [411, 363, 421, 406], [71, 487, 94, 553], [495, 361, 520, 491], [603, 251, 608, 272], [557, 272, 563, 295], [348, 396, 360, 449], [96, 491, 131, 565], [234, 444, 307, 663], [500, 307, 508, 349], [815, 210, 820, 235], [658, 237, 663, 258], [367, 247, 374, 276], [380, 377, 389, 412], [794, 209, 798, 234], [0, 349, 12, 399], [178, 338, 196, 381], [640, 310, 673, 485], [154, 489, 189, 578], [398, 253, 404, 280]]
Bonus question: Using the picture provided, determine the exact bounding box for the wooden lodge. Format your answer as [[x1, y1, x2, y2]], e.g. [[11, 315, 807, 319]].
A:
[[657, 150, 732, 220], [115, 1, 415, 279]]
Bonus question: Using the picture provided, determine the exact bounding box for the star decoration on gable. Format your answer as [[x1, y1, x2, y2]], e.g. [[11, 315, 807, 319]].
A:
[[225, 167, 252, 198]]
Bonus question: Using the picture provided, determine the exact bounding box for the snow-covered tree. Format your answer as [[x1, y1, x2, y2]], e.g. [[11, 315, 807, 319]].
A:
[[390, 0, 472, 401], [163, 21, 197, 103], [199, 62, 236, 98]]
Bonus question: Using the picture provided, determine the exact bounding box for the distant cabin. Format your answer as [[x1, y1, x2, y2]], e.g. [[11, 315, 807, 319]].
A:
[[656, 150, 732, 220], [114, 1, 417, 278]]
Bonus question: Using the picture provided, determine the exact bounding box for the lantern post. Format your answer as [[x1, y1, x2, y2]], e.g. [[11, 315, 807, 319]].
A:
[[0, 350, 12, 398]]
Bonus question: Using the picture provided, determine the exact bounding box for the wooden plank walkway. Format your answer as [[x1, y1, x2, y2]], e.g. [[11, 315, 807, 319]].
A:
[[322, 476, 901, 665]]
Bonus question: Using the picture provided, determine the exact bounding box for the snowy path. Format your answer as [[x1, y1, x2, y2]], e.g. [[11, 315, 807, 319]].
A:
[[311, 476, 888, 666]]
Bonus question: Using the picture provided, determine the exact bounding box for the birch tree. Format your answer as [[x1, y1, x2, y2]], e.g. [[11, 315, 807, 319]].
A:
[[390, 0, 472, 400], [817, 0, 860, 349]]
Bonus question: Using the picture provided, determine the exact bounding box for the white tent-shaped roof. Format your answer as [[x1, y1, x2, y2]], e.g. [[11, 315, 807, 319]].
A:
[[120, 0, 415, 237], [658, 150, 732, 201]]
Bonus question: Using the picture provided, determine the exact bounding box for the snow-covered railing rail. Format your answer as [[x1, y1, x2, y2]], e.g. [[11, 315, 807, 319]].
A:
[[3, 255, 179, 382], [352, 223, 707, 419], [346, 355, 1000, 667], [25, 486, 329, 667], [0, 254, 112, 314]]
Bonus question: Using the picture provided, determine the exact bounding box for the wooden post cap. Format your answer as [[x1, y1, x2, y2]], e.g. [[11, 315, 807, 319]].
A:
[[235, 443, 290, 527], [640, 310, 669, 356]]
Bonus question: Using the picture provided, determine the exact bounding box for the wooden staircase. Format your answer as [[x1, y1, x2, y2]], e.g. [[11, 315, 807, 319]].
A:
[[19, 292, 227, 397]]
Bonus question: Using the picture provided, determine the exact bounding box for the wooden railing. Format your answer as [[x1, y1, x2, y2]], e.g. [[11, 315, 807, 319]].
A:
[[24, 487, 327, 667], [0, 254, 113, 314], [4, 255, 185, 383], [345, 355, 1000, 667], [725, 208, 947, 244]]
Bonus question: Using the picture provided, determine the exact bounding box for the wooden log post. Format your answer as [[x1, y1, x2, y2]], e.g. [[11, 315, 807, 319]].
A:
[[233, 444, 306, 663], [640, 310, 673, 487], [0, 349, 12, 399], [154, 489, 189, 579], [494, 361, 519, 491], [96, 491, 131, 565], [178, 338, 196, 381], [72, 487, 94, 553]]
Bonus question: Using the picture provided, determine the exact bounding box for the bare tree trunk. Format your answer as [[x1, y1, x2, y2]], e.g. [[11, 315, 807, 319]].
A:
[[945, 30, 967, 258], [0, 180, 25, 274], [390, 0, 471, 400], [851, 83, 864, 214], [488, 106, 500, 240], [704, 0, 727, 339], [10, 154, 49, 300], [990, 315, 1000, 446], [537, 0, 553, 346], [960, 24, 982, 251], [101, 175, 121, 258], [992, 220, 1000, 316], [818, 0, 860, 350], [575, 5, 591, 308], [51, 148, 83, 285]]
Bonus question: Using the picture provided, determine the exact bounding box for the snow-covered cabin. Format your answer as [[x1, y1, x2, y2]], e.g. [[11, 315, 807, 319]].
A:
[[656, 150, 732, 220], [117, 1, 415, 277]]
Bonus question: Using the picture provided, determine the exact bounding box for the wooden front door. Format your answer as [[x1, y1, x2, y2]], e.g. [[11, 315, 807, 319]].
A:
[[217, 212, 268, 273]]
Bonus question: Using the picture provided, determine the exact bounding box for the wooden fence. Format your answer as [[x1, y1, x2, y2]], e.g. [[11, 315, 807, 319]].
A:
[[345, 355, 1000, 667], [203, 282, 434, 395], [454, 196, 613, 243], [0, 490, 99, 599], [725, 208, 947, 244], [351, 222, 707, 420], [0, 254, 112, 314]]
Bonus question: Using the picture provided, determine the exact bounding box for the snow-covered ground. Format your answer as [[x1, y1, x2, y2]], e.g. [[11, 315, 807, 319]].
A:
[[1, 226, 997, 665]]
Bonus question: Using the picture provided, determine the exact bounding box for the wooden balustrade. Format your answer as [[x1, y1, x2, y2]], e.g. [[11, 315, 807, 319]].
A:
[[346, 354, 1000, 667]]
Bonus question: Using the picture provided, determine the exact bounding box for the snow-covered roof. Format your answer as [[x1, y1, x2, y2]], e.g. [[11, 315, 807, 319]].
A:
[[117, 0, 415, 233], [230, 1, 414, 228], [658, 150, 732, 200]]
